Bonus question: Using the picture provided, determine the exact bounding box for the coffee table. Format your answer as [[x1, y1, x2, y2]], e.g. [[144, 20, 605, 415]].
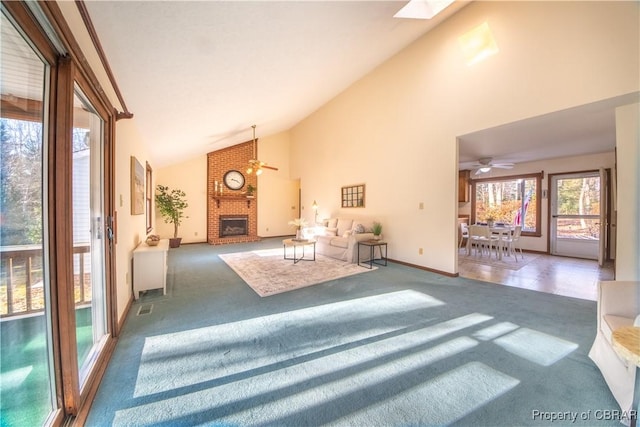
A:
[[282, 238, 316, 264]]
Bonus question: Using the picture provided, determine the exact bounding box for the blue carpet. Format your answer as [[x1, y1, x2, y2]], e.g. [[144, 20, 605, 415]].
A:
[[86, 238, 619, 426]]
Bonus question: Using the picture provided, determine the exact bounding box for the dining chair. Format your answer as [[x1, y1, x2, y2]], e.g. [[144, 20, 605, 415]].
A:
[[468, 225, 499, 257], [459, 222, 469, 249], [501, 225, 523, 261]]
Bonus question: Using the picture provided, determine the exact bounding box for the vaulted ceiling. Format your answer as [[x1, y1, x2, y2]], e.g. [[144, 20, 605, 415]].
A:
[[80, 1, 636, 170], [84, 0, 468, 167]]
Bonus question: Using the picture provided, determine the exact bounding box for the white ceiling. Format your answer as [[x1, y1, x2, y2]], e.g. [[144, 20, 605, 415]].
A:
[[81, 1, 638, 169], [84, 0, 468, 167]]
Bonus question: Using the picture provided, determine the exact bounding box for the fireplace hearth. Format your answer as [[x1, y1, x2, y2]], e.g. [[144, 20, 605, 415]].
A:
[[220, 215, 249, 237]]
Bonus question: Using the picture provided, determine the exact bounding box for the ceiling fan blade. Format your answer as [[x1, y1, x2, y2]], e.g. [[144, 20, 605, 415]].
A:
[[262, 165, 279, 171], [492, 164, 514, 169]]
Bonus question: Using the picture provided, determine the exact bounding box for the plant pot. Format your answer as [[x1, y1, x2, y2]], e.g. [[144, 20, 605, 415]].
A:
[[169, 237, 182, 248], [373, 234, 381, 241]]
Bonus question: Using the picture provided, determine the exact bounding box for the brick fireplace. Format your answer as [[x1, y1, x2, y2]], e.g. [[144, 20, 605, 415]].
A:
[[207, 141, 261, 245], [219, 215, 248, 237]]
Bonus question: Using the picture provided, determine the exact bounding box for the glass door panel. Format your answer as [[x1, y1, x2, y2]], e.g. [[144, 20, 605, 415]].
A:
[[0, 10, 56, 425], [550, 172, 601, 259], [72, 88, 108, 387]]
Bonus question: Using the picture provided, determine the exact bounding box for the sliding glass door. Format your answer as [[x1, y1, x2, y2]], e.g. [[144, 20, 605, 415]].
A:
[[72, 87, 108, 388], [0, 9, 56, 425], [2, 3, 117, 424]]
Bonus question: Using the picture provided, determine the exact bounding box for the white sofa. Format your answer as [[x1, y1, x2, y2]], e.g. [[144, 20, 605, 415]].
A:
[[588, 280, 639, 416], [314, 217, 378, 263]]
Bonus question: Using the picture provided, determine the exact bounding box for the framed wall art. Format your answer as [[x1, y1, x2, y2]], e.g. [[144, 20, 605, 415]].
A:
[[341, 184, 365, 208], [131, 156, 145, 215]]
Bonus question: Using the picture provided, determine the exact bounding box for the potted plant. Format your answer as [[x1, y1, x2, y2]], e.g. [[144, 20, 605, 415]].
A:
[[155, 184, 188, 248], [246, 184, 256, 198], [372, 221, 383, 240], [288, 217, 308, 240]]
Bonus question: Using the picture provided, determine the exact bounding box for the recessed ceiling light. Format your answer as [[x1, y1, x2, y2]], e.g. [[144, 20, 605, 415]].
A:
[[394, 0, 455, 20], [458, 22, 499, 66]]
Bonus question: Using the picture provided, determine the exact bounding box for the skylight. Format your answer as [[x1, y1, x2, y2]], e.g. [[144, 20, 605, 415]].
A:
[[394, 0, 455, 20]]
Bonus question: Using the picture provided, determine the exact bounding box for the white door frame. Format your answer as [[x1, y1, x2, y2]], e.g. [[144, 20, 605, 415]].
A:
[[549, 171, 604, 260]]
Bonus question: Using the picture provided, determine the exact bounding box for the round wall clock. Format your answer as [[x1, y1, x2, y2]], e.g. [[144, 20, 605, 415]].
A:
[[223, 170, 245, 190]]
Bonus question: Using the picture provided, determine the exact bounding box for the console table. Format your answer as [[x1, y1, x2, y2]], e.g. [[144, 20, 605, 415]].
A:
[[133, 239, 169, 300]]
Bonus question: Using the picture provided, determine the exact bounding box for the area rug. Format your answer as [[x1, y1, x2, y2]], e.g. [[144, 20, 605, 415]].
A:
[[459, 251, 540, 271], [219, 248, 376, 297]]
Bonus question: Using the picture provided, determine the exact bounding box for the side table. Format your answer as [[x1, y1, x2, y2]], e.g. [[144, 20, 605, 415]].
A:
[[133, 239, 169, 300], [358, 240, 388, 269], [612, 326, 640, 427]]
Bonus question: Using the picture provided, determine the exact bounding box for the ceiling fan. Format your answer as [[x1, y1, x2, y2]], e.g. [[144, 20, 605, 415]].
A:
[[246, 125, 278, 175], [471, 157, 515, 175]]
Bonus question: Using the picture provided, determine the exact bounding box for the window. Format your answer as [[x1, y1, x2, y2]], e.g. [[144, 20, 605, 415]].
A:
[[471, 172, 542, 236]]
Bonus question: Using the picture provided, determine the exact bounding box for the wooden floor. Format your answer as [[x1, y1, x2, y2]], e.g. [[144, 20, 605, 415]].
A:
[[458, 247, 614, 301]]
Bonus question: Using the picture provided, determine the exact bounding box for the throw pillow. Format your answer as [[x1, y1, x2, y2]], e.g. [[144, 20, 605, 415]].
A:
[[353, 223, 365, 233], [343, 230, 353, 238], [359, 221, 374, 233], [327, 218, 338, 228], [336, 218, 353, 237], [325, 228, 338, 237], [635, 314, 640, 326]]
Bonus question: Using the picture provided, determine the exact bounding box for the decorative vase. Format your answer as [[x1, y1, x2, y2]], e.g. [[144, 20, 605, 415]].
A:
[[296, 229, 302, 240], [374, 234, 381, 241]]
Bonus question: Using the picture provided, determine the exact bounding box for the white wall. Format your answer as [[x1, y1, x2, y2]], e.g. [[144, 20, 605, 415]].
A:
[[615, 103, 640, 280], [255, 131, 300, 237], [155, 156, 208, 243], [113, 119, 153, 322], [290, 1, 639, 274]]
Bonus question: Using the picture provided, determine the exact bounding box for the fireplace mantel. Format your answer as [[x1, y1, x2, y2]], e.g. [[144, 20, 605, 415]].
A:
[[213, 195, 254, 208]]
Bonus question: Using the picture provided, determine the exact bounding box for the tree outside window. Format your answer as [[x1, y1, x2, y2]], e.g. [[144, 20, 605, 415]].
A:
[[472, 173, 542, 236]]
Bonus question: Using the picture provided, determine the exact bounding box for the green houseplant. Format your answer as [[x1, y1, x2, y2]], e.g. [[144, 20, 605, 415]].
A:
[[155, 184, 188, 248], [246, 184, 256, 197], [372, 221, 383, 240]]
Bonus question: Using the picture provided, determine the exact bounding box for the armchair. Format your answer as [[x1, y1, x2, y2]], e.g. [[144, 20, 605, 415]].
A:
[[588, 281, 639, 414]]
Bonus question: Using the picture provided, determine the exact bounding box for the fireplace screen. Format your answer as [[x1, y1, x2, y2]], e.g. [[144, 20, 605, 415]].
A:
[[220, 215, 248, 237]]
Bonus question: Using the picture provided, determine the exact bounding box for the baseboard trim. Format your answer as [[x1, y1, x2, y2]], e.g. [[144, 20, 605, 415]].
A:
[[389, 258, 458, 277]]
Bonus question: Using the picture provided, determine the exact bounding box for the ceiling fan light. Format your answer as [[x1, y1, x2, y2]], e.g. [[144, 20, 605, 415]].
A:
[[246, 166, 253, 174], [479, 167, 492, 173], [256, 168, 263, 176]]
